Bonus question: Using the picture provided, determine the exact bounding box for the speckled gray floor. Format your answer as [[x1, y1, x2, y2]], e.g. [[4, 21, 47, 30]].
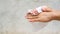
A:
[[0, 0, 60, 34]]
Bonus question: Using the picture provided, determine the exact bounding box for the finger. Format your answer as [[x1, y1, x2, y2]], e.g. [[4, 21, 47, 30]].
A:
[[42, 6, 52, 12], [28, 18, 40, 22], [25, 15, 38, 19], [32, 9, 38, 14], [28, 17, 50, 22], [28, 9, 39, 15], [25, 13, 38, 19]]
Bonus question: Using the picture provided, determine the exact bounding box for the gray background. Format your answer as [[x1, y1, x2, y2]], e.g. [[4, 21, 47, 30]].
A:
[[0, 0, 60, 34]]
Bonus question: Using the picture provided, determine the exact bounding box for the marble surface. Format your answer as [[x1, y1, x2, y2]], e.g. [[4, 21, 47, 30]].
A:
[[0, 0, 60, 34]]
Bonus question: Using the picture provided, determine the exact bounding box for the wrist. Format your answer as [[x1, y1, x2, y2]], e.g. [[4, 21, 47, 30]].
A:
[[52, 10, 60, 20]]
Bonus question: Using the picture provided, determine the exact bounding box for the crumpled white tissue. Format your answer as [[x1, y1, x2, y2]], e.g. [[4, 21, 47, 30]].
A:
[[28, 6, 47, 15]]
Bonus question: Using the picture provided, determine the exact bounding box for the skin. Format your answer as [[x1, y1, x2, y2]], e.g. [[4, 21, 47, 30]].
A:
[[25, 6, 60, 22]]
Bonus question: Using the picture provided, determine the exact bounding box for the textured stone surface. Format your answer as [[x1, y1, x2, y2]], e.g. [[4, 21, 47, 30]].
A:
[[0, 0, 60, 34]]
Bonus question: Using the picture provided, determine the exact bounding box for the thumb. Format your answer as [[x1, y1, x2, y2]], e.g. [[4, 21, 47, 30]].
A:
[[42, 6, 52, 12]]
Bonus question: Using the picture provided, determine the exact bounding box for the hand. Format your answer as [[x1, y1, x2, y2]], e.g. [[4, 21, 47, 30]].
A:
[[25, 6, 57, 22]]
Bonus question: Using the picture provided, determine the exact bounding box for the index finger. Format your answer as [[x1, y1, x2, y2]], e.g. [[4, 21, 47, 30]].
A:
[[25, 13, 38, 19]]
